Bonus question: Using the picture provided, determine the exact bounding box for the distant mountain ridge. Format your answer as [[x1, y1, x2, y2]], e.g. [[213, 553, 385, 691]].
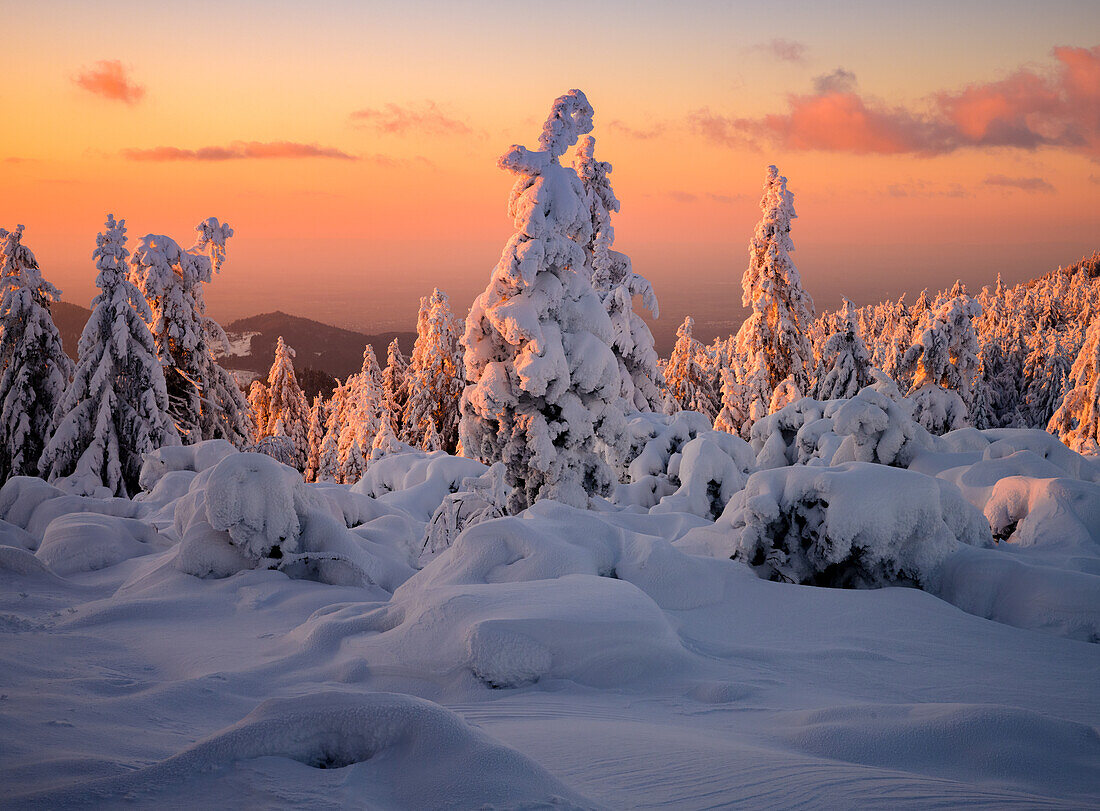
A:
[[52, 304, 416, 397]]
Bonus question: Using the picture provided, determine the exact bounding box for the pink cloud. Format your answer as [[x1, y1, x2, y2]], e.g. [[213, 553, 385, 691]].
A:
[[691, 45, 1100, 158], [349, 102, 471, 136], [73, 60, 145, 104], [122, 141, 356, 161]]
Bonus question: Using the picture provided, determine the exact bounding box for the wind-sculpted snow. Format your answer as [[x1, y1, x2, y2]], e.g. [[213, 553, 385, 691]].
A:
[[2, 430, 1099, 806], [9, 692, 593, 809]]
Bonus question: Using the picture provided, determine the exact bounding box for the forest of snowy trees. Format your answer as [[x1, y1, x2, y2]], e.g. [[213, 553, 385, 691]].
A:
[[0, 90, 1098, 510]]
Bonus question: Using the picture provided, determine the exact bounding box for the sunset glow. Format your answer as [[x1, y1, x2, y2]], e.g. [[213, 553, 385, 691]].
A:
[[3, 0, 1098, 339]]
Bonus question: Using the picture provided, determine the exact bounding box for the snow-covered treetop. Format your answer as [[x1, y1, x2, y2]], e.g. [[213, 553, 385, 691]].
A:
[[536, 89, 594, 159], [1, 224, 61, 305]]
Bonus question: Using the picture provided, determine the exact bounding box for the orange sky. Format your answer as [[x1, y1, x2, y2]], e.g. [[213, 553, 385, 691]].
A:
[[2, 1, 1098, 346]]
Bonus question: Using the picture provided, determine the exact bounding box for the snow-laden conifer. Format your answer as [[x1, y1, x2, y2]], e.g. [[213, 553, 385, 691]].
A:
[[381, 338, 410, 438], [128, 218, 249, 446], [812, 298, 874, 400], [263, 336, 309, 469], [0, 225, 73, 482], [733, 166, 815, 427], [40, 215, 179, 495], [664, 316, 719, 418], [1048, 310, 1100, 453], [304, 395, 326, 482], [404, 289, 464, 452], [459, 89, 625, 512], [573, 135, 664, 412]]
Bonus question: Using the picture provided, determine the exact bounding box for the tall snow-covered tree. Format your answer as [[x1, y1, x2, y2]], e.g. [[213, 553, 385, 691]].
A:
[[316, 421, 341, 483], [460, 89, 625, 512], [381, 338, 410, 438], [812, 298, 874, 400], [403, 289, 465, 453], [573, 135, 664, 412], [262, 336, 309, 469], [248, 380, 269, 444], [40, 215, 179, 496], [338, 344, 383, 469], [0, 225, 73, 482], [128, 218, 250, 446], [733, 165, 816, 426], [1049, 310, 1100, 453], [304, 395, 326, 482], [664, 316, 719, 418]]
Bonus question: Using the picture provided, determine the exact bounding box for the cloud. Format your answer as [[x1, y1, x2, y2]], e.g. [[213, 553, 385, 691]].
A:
[[690, 45, 1100, 158], [73, 60, 145, 104], [983, 174, 1056, 193], [753, 38, 808, 64], [609, 119, 668, 140], [122, 141, 356, 161], [885, 180, 969, 198], [349, 102, 471, 136]]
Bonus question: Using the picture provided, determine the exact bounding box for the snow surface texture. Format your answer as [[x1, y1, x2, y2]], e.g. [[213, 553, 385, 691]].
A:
[[1, 431, 1099, 807]]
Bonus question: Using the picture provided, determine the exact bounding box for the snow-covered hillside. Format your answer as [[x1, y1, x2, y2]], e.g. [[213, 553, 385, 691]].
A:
[[2, 426, 1098, 808]]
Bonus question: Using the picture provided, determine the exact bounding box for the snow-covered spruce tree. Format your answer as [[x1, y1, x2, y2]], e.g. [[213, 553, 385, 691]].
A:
[[812, 298, 874, 400], [459, 89, 625, 512], [338, 344, 383, 469], [128, 218, 250, 446], [1048, 310, 1100, 453], [714, 367, 753, 437], [664, 316, 719, 418], [403, 289, 464, 452], [343, 436, 366, 484], [381, 338, 410, 438], [247, 380, 269, 444], [0, 225, 74, 482], [263, 336, 309, 469], [316, 421, 341, 483], [899, 294, 982, 435], [304, 395, 326, 482], [39, 215, 180, 496], [573, 135, 664, 412], [733, 165, 816, 428]]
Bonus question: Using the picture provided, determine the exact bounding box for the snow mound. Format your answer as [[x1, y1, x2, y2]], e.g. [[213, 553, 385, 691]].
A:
[[408, 500, 724, 610], [0, 475, 140, 544], [937, 545, 1100, 641], [11, 691, 592, 809], [350, 575, 700, 690], [726, 462, 992, 588], [36, 514, 162, 576], [782, 703, 1100, 798]]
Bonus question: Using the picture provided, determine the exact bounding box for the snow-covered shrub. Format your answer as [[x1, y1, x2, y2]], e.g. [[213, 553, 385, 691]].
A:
[[421, 462, 509, 562], [650, 432, 756, 520], [352, 449, 486, 521], [174, 451, 412, 589], [616, 410, 714, 508], [726, 463, 993, 588], [247, 434, 299, 468], [826, 387, 933, 467], [749, 397, 830, 469]]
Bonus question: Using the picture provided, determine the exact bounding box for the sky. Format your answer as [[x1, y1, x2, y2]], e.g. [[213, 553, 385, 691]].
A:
[[2, 0, 1098, 347]]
